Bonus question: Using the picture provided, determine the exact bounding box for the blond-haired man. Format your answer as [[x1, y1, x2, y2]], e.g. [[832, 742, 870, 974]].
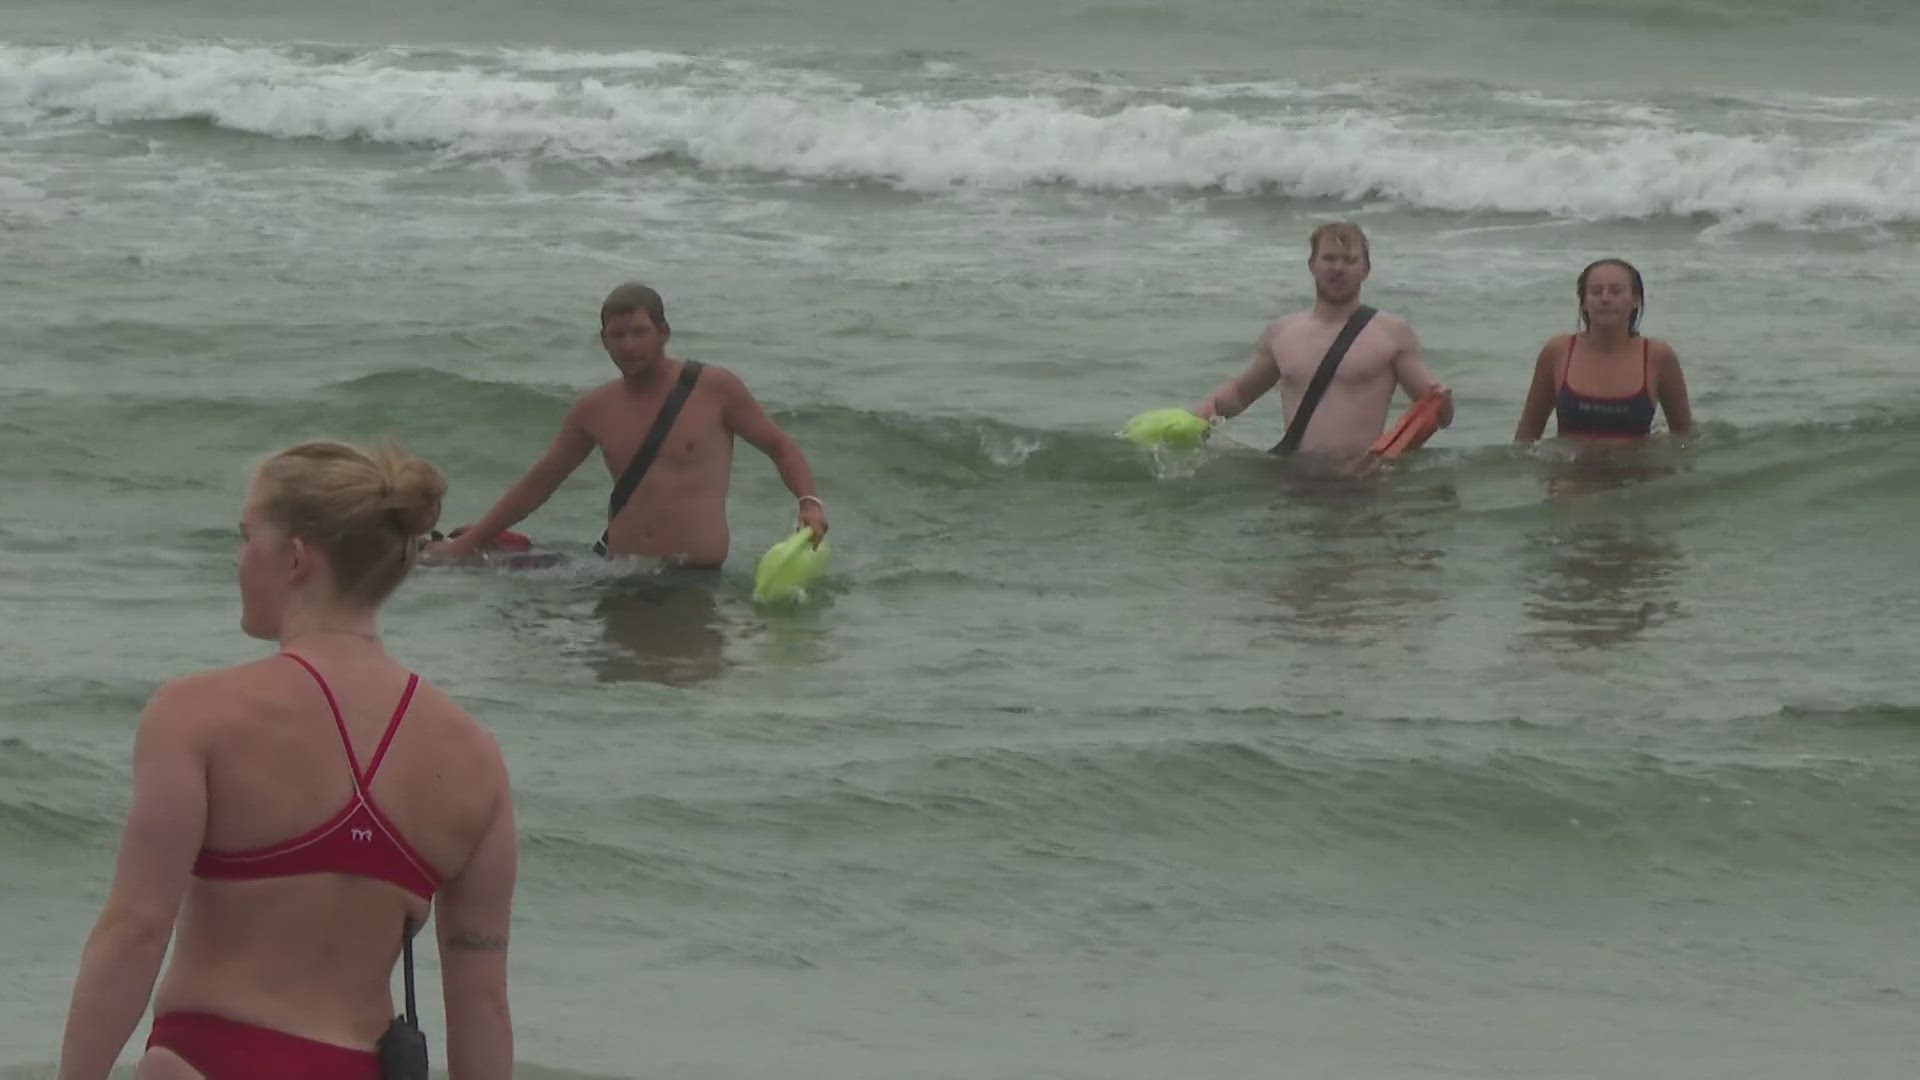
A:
[[1196, 223, 1452, 455]]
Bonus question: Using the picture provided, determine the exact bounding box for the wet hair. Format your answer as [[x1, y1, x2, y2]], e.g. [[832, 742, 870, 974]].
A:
[[1576, 257, 1645, 334], [252, 439, 446, 605], [1309, 222, 1370, 268], [599, 282, 669, 334]]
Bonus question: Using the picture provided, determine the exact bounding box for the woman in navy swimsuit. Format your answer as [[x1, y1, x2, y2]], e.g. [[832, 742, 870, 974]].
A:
[[1514, 258, 1694, 444]]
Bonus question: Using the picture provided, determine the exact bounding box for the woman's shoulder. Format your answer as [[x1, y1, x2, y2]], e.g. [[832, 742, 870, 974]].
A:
[[145, 656, 286, 709], [1533, 332, 1574, 364], [134, 661, 277, 744], [181, 653, 352, 697], [396, 674, 507, 764]]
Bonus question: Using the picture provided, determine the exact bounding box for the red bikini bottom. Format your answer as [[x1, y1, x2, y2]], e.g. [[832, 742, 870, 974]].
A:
[[148, 1011, 380, 1079]]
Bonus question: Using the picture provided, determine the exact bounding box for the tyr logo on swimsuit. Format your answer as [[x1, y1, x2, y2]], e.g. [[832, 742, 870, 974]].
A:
[[351, 827, 374, 842]]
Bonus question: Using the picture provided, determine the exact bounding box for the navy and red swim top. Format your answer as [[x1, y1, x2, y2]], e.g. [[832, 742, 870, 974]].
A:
[[1557, 335, 1656, 439]]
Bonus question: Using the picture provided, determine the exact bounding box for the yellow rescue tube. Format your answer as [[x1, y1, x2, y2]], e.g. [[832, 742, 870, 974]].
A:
[[1121, 408, 1212, 448], [753, 528, 831, 604]]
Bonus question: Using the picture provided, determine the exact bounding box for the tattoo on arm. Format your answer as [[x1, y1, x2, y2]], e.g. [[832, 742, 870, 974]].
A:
[[446, 930, 509, 952]]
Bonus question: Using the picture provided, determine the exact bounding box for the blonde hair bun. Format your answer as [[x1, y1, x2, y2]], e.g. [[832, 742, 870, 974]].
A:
[[255, 438, 447, 603]]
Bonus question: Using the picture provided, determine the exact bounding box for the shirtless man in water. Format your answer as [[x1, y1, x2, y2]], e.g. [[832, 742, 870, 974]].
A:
[[1195, 222, 1453, 455], [427, 283, 826, 568]]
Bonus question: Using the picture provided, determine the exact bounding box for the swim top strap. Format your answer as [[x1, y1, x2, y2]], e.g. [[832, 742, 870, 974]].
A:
[[280, 653, 420, 790]]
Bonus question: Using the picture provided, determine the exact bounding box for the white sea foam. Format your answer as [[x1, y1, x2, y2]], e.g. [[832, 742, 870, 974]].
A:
[[3, 43, 1915, 230]]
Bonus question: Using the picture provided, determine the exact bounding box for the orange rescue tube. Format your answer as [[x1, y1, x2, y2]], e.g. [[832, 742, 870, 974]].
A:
[[1369, 389, 1446, 460]]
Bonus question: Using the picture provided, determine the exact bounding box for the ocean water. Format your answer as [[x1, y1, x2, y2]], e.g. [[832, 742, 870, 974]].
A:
[[3, 1, 1919, 1076]]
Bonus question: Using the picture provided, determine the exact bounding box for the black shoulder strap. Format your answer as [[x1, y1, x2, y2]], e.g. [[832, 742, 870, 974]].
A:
[[592, 360, 704, 556], [401, 917, 418, 1027], [1270, 306, 1376, 454]]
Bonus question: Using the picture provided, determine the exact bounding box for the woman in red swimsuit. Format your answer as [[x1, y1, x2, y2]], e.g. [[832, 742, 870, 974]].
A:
[[1514, 257, 1694, 444], [58, 440, 518, 1080]]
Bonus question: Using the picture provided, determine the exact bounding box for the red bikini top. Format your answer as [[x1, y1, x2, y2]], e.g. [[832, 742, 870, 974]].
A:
[[192, 653, 442, 900]]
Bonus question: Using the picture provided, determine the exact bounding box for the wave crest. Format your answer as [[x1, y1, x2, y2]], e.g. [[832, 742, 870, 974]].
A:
[[5, 43, 1917, 229]]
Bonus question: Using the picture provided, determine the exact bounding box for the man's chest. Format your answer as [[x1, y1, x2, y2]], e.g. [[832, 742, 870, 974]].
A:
[[1273, 327, 1395, 388], [589, 394, 729, 475]]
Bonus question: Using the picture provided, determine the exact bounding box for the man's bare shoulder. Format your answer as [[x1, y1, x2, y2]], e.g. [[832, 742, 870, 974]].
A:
[[576, 379, 628, 406], [564, 379, 630, 434], [1357, 309, 1413, 335], [1258, 312, 1316, 353], [1362, 311, 1422, 353], [691, 363, 763, 411], [691, 361, 743, 389]]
